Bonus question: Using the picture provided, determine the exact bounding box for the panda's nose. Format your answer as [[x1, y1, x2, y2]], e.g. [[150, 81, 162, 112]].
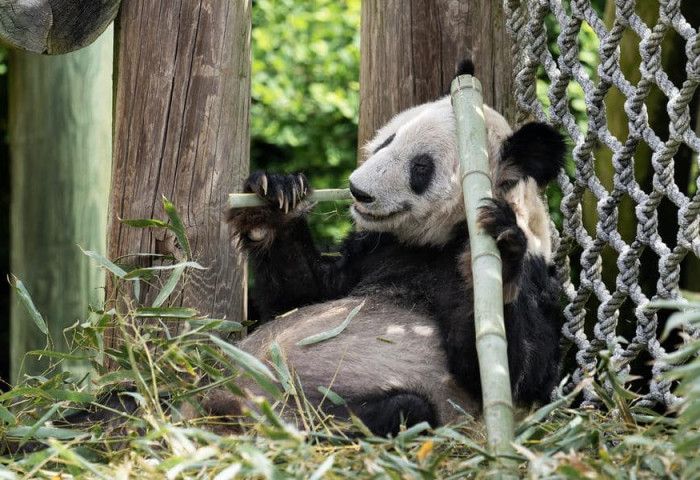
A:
[[349, 181, 375, 204]]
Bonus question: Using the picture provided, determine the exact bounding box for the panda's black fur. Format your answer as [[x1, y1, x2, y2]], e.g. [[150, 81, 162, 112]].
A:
[[222, 92, 566, 435]]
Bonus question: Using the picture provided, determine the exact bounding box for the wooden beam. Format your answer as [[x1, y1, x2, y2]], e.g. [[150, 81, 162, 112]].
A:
[[105, 0, 251, 359], [358, 0, 514, 157], [0, 0, 120, 54], [9, 29, 113, 381]]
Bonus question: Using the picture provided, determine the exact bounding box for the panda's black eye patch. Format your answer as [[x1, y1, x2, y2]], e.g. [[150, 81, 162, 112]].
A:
[[374, 133, 396, 153], [409, 154, 435, 195]]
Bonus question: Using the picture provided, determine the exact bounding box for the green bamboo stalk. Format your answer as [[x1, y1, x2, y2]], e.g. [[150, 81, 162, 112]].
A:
[[227, 189, 351, 208], [450, 75, 516, 466]]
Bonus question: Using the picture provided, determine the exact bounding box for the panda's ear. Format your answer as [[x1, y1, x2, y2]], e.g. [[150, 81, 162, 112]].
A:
[[444, 57, 476, 96], [455, 58, 475, 77], [500, 123, 567, 187]]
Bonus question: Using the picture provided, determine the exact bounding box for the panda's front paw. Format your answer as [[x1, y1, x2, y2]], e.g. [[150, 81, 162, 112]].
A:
[[477, 199, 527, 273], [245, 171, 310, 214], [226, 171, 312, 251]]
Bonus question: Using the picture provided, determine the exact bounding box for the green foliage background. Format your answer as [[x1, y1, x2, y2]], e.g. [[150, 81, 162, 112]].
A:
[[250, 0, 361, 245]]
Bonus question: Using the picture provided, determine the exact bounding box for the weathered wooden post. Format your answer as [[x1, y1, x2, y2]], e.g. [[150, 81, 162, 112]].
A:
[[358, 0, 514, 153], [0, 0, 119, 54], [8, 29, 114, 381], [105, 0, 251, 356]]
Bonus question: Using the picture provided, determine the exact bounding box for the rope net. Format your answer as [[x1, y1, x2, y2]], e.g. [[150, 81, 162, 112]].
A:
[[503, 0, 700, 408]]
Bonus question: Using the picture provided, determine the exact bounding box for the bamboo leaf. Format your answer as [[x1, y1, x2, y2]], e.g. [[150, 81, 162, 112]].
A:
[[80, 247, 128, 277], [296, 300, 364, 346], [269, 341, 296, 395], [650, 299, 700, 310], [45, 390, 94, 403], [309, 454, 335, 480], [125, 261, 205, 280], [396, 421, 431, 441], [120, 218, 171, 229], [661, 309, 700, 341], [213, 465, 242, 480], [152, 264, 187, 307], [9, 276, 48, 335], [27, 350, 94, 361], [209, 336, 282, 400], [187, 319, 243, 333], [0, 404, 16, 425], [318, 386, 345, 406], [19, 404, 61, 446], [7, 425, 86, 440], [210, 336, 276, 381], [134, 307, 198, 318], [0, 387, 52, 402], [163, 197, 192, 260]]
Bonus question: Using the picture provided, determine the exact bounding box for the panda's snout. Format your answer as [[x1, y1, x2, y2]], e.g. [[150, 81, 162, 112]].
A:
[[349, 181, 375, 204]]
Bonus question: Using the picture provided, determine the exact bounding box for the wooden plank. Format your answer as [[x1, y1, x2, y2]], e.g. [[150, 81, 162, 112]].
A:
[[9, 28, 113, 381], [105, 0, 250, 359], [358, 0, 514, 157], [0, 0, 120, 54]]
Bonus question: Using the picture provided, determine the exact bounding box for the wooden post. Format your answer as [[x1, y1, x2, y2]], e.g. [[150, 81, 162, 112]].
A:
[[358, 0, 514, 155], [105, 0, 251, 355], [9, 28, 113, 381], [0, 0, 120, 54]]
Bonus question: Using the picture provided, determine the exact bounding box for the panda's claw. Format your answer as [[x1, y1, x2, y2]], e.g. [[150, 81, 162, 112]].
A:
[[297, 174, 306, 199], [291, 185, 299, 209], [241, 171, 311, 214], [261, 174, 268, 196], [277, 190, 285, 210]]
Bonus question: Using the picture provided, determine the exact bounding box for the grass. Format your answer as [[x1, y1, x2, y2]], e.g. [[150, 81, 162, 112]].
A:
[[2, 204, 700, 479]]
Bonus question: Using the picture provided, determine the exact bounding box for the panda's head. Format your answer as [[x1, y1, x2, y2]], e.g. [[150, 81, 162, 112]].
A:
[[349, 96, 514, 246]]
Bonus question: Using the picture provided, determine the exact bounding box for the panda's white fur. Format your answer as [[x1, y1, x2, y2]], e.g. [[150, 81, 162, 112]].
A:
[[221, 90, 565, 436], [350, 97, 551, 259]]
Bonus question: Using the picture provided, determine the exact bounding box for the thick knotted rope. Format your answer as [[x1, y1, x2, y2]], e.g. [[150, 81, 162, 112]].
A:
[[504, 0, 700, 408]]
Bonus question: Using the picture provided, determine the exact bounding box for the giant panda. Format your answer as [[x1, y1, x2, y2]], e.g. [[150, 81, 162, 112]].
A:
[[211, 70, 567, 437]]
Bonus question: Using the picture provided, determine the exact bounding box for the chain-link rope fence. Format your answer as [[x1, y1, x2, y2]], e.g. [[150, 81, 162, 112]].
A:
[[503, 0, 700, 408]]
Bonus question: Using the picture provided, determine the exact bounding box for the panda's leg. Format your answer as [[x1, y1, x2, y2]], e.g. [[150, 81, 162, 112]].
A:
[[227, 172, 356, 322], [324, 390, 437, 437]]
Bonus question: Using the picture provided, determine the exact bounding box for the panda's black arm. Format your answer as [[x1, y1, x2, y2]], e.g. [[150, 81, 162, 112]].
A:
[[434, 200, 561, 404], [227, 172, 360, 322], [248, 217, 359, 321]]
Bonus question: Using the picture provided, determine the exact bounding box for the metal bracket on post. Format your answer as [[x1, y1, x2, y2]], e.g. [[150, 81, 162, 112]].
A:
[[451, 74, 516, 471]]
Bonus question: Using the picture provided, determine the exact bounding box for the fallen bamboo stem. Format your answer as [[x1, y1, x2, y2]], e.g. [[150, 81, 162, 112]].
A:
[[451, 75, 516, 470], [227, 188, 351, 209]]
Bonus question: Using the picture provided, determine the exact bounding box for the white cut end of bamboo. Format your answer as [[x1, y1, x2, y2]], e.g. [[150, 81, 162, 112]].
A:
[[451, 75, 516, 465], [227, 188, 352, 208]]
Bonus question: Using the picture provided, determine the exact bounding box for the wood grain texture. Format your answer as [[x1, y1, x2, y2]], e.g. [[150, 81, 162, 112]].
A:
[[9, 29, 113, 381], [0, 0, 120, 54], [358, 0, 514, 157], [106, 0, 250, 354]]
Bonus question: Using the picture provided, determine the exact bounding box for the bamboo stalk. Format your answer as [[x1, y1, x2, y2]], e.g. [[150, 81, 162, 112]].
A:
[[450, 75, 516, 466], [227, 189, 351, 209]]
